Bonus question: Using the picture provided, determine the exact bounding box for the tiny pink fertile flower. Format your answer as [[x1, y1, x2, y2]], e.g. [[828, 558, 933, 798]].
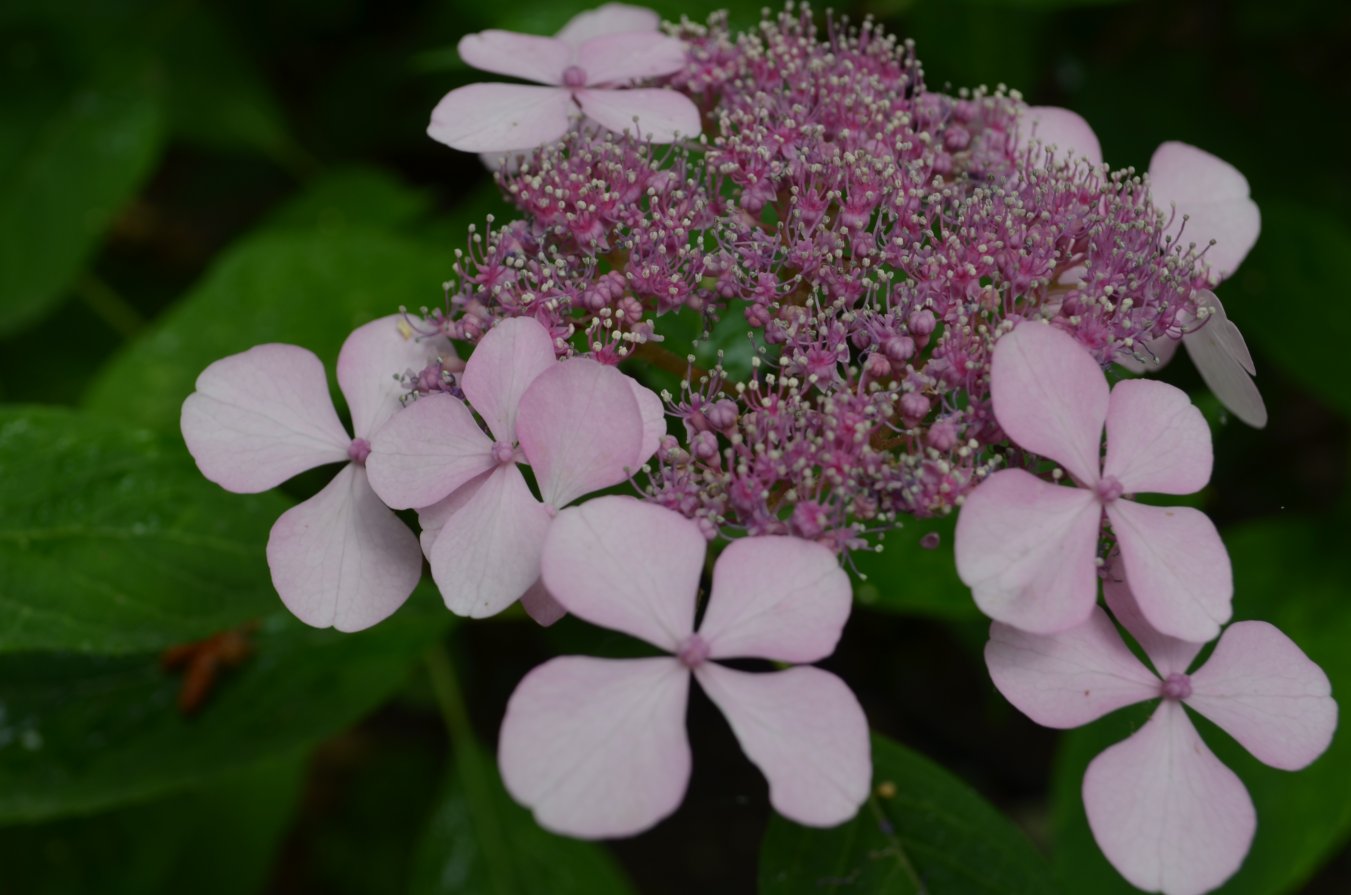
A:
[[954, 322, 1232, 641], [427, 4, 701, 153], [180, 315, 453, 631], [497, 496, 871, 838], [985, 568, 1336, 895]]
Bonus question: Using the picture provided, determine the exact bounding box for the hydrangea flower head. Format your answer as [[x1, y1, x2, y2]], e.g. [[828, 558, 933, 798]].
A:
[[428, 4, 701, 152], [955, 322, 1231, 641], [180, 316, 452, 631], [498, 496, 870, 837], [986, 566, 1336, 895], [365, 316, 663, 622]]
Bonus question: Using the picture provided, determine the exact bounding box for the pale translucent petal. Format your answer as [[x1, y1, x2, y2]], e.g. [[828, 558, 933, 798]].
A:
[[266, 465, 422, 632], [428, 84, 576, 153], [365, 393, 495, 510], [540, 496, 704, 651], [699, 536, 851, 663], [427, 464, 550, 618], [516, 358, 645, 508], [1117, 335, 1180, 374], [181, 344, 349, 493], [985, 609, 1158, 728], [499, 656, 691, 839], [991, 323, 1109, 486], [1084, 701, 1255, 895], [1102, 379, 1212, 495], [1183, 295, 1267, 429], [1187, 621, 1337, 770], [576, 32, 688, 84], [456, 30, 571, 84], [1107, 500, 1232, 643], [1017, 106, 1103, 166], [336, 314, 455, 438], [556, 3, 660, 45], [574, 88, 702, 143], [1101, 553, 1203, 677], [954, 469, 1102, 634], [1149, 141, 1260, 282], [696, 664, 870, 828], [460, 316, 558, 444]]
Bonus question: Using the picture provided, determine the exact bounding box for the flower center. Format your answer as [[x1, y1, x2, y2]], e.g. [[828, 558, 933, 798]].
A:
[[1095, 475, 1124, 503], [675, 633, 710, 669], [561, 65, 587, 88], [1160, 672, 1192, 701], [491, 442, 515, 464], [347, 438, 371, 465]]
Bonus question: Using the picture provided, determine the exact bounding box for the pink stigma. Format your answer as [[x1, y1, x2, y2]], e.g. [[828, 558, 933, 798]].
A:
[[491, 442, 515, 464], [676, 634, 710, 669], [347, 438, 372, 465], [1160, 672, 1192, 701], [561, 65, 587, 88], [1095, 475, 1124, 502]]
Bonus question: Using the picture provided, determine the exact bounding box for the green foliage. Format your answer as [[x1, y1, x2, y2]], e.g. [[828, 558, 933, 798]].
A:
[[0, 406, 285, 654], [852, 516, 980, 619], [760, 733, 1060, 894], [1051, 514, 1351, 894]]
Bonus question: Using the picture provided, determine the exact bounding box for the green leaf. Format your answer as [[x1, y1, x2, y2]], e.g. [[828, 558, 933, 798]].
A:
[[1051, 513, 1351, 894], [760, 733, 1060, 894], [0, 754, 304, 895], [1226, 201, 1351, 418], [410, 736, 635, 895], [852, 516, 980, 619], [0, 406, 287, 654], [0, 38, 164, 335], [0, 591, 448, 822]]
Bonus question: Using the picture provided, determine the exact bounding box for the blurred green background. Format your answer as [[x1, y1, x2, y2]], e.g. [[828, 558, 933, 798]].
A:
[[0, 0, 1347, 892]]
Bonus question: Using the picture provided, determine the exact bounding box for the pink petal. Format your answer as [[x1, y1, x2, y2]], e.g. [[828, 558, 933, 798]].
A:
[[1107, 499, 1232, 643], [540, 496, 704, 651], [456, 30, 571, 85], [266, 464, 422, 632], [1183, 294, 1267, 428], [1102, 379, 1212, 496], [1016, 106, 1103, 167], [181, 344, 349, 493], [698, 536, 851, 663], [629, 378, 666, 466], [1117, 335, 1181, 374], [984, 609, 1159, 728], [576, 32, 688, 84], [416, 468, 494, 555], [520, 579, 568, 627], [364, 393, 496, 510], [336, 314, 455, 439], [555, 3, 660, 45], [428, 83, 576, 153], [696, 664, 870, 828], [1102, 555, 1203, 677], [1186, 621, 1337, 770], [574, 88, 702, 143], [1084, 701, 1254, 895], [460, 316, 558, 444], [499, 655, 691, 838], [991, 323, 1109, 486], [1149, 141, 1260, 283], [516, 358, 645, 508], [954, 469, 1101, 633], [426, 464, 551, 618]]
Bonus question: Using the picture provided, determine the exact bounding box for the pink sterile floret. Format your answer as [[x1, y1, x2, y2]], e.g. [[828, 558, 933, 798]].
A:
[[364, 316, 664, 622], [497, 496, 871, 838], [180, 315, 454, 632], [985, 568, 1337, 895], [954, 321, 1232, 641], [427, 3, 701, 153]]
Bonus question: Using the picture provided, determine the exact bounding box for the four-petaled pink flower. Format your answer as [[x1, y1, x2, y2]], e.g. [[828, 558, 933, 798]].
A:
[[986, 565, 1336, 895], [427, 3, 701, 153], [955, 322, 1231, 641], [365, 316, 663, 623], [180, 316, 453, 631], [496, 496, 870, 837]]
